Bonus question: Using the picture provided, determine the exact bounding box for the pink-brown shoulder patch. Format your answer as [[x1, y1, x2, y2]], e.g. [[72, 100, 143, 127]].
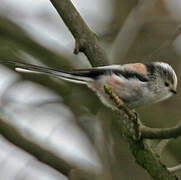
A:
[[124, 63, 147, 75]]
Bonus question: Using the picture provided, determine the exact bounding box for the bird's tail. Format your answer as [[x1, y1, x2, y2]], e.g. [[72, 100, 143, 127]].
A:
[[0, 60, 93, 84]]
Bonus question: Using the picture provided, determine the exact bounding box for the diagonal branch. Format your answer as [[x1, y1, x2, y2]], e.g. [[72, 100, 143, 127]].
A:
[[49, 0, 109, 67], [110, 0, 157, 62], [149, 24, 181, 57], [104, 84, 178, 180], [0, 115, 72, 176], [0, 16, 72, 70], [104, 85, 137, 119], [104, 84, 141, 140], [155, 139, 170, 155]]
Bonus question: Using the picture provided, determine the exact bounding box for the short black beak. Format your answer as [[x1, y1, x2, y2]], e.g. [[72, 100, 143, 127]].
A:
[[170, 89, 177, 94]]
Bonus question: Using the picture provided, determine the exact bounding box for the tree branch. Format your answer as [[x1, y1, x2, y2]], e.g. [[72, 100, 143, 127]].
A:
[[104, 84, 141, 140], [0, 16, 72, 70], [168, 164, 181, 173], [104, 84, 178, 180], [104, 85, 137, 119], [0, 115, 72, 176], [155, 139, 170, 155], [141, 123, 181, 139], [1, 1, 179, 179], [149, 23, 181, 57], [110, 0, 156, 62], [49, 0, 109, 67]]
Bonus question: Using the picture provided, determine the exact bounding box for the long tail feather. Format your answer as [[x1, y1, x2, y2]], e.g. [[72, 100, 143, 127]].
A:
[[0, 60, 93, 84]]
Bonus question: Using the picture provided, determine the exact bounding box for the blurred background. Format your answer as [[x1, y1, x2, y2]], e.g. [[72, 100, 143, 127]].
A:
[[0, 0, 181, 179]]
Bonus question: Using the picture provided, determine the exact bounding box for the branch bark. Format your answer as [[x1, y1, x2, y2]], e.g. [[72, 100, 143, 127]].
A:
[[49, 0, 109, 67], [0, 116, 72, 176], [49, 0, 178, 179], [141, 123, 181, 139], [155, 139, 170, 155], [168, 164, 181, 173], [0, 0, 179, 179], [104, 85, 178, 180]]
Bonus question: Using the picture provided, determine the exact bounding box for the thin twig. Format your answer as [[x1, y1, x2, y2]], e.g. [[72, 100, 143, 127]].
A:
[[104, 84, 177, 179], [149, 24, 181, 57], [110, 0, 156, 63], [104, 84, 141, 140], [168, 164, 181, 173], [155, 139, 170, 155], [141, 123, 181, 139], [104, 84, 137, 120]]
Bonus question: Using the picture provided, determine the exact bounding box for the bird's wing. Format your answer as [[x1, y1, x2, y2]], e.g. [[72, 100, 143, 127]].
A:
[[72, 64, 149, 82], [0, 60, 148, 82]]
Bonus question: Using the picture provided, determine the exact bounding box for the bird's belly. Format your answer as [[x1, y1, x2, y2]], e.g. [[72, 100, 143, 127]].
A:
[[87, 74, 146, 109]]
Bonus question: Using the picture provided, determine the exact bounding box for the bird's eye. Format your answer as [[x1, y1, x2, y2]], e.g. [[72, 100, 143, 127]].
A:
[[164, 82, 169, 87]]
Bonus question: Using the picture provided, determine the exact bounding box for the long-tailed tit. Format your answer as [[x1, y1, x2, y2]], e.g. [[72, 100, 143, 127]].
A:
[[0, 60, 177, 109]]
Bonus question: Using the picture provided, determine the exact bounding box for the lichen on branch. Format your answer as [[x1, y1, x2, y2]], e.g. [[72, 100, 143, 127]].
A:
[[104, 84, 178, 180]]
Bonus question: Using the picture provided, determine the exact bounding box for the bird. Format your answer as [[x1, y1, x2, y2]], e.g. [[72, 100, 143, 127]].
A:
[[0, 60, 177, 109]]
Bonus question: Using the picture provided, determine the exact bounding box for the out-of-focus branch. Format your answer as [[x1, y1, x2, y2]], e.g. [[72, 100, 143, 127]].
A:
[[149, 24, 181, 57], [0, 14, 103, 179], [110, 0, 156, 63], [141, 123, 181, 139], [104, 84, 178, 180], [168, 164, 181, 173], [0, 116, 72, 177], [0, 16, 73, 70], [49, 0, 109, 67], [155, 139, 170, 155]]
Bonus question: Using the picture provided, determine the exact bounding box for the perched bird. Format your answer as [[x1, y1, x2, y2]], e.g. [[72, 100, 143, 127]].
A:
[[0, 60, 177, 109]]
